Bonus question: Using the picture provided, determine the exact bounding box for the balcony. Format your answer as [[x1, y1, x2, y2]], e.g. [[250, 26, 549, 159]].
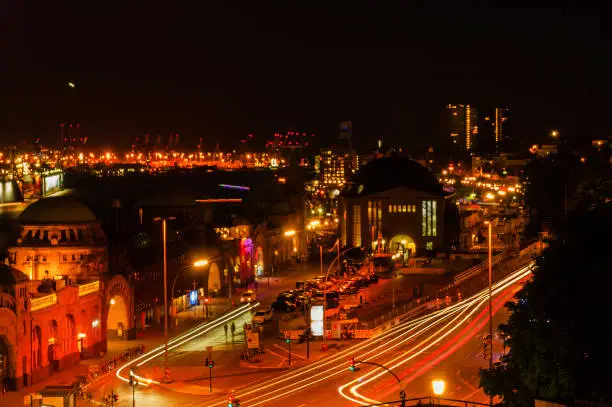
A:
[[78, 281, 100, 297], [30, 293, 57, 312]]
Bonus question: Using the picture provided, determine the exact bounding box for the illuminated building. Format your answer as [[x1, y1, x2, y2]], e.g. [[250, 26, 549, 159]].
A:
[[1, 197, 133, 391], [315, 149, 359, 190], [447, 104, 478, 151], [338, 157, 446, 256]]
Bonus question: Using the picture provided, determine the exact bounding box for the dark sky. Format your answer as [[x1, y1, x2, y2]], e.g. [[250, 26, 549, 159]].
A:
[[1, 2, 610, 151]]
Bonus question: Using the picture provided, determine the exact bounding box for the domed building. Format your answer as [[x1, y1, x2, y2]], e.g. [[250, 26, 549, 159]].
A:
[[339, 157, 446, 259], [0, 197, 124, 391], [9, 196, 107, 281]]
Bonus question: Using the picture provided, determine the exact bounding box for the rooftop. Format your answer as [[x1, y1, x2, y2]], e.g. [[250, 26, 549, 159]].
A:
[[343, 156, 444, 198], [19, 197, 97, 225]]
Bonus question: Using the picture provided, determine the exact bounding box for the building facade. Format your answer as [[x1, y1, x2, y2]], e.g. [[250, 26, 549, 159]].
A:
[[0, 197, 132, 391], [339, 157, 446, 257], [447, 104, 478, 151]]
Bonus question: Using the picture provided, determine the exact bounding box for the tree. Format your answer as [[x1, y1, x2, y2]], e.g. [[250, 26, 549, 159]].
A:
[[480, 203, 612, 406]]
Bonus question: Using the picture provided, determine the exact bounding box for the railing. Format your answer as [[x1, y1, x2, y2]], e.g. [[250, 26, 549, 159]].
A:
[[30, 293, 57, 311], [360, 396, 490, 407], [78, 281, 100, 297]]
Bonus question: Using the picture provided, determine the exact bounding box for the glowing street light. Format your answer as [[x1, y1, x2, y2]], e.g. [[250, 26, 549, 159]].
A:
[[432, 379, 445, 396], [67, 81, 76, 88], [283, 230, 296, 237], [550, 129, 559, 138], [193, 259, 209, 267]]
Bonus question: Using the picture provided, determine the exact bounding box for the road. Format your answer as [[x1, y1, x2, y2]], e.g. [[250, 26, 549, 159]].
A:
[[85, 261, 531, 406], [200, 262, 533, 407]]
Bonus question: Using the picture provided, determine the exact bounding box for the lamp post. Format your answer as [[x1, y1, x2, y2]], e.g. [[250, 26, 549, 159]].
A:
[[484, 220, 493, 406], [129, 369, 138, 407], [322, 245, 359, 349], [170, 259, 209, 325], [432, 379, 445, 404], [153, 216, 175, 383]]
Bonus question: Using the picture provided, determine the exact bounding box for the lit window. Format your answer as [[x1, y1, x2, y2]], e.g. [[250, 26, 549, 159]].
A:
[[388, 204, 393, 213], [426, 242, 434, 250], [352, 205, 361, 247], [422, 200, 437, 237]]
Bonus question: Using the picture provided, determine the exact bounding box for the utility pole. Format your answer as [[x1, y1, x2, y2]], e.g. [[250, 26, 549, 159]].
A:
[[154, 216, 175, 383], [487, 221, 493, 407]]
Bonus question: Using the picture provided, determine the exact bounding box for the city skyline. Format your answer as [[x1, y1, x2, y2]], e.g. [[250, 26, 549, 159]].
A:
[[2, 4, 611, 150]]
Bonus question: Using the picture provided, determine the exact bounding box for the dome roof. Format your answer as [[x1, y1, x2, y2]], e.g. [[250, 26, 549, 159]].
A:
[[0, 264, 29, 285], [344, 156, 444, 198], [19, 197, 97, 224]]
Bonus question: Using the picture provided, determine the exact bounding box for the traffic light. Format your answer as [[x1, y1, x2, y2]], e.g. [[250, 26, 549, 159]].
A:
[[112, 393, 119, 403], [205, 357, 209, 367], [286, 338, 291, 344], [204, 297, 210, 304], [349, 357, 356, 371], [228, 393, 235, 407], [208, 359, 215, 368]]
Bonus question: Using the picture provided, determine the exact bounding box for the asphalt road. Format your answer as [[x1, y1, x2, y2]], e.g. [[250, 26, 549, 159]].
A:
[[84, 262, 531, 407]]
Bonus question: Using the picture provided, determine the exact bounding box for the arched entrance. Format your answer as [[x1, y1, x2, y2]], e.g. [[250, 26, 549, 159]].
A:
[[389, 234, 416, 264], [107, 296, 128, 340], [104, 275, 134, 340], [208, 263, 222, 296]]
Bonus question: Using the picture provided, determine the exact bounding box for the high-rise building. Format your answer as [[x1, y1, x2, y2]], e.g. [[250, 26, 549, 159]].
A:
[[494, 107, 509, 145], [315, 149, 359, 190], [447, 104, 478, 151]]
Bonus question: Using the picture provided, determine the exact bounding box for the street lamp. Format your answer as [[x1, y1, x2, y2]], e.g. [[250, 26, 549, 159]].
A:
[[484, 220, 494, 406], [550, 129, 559, 138], [153, 216, 176, 383], [432, 379, 445, 403], [170, 259, 210, 321], [322, 244, 358, 350], [129, 369, 139, 407]]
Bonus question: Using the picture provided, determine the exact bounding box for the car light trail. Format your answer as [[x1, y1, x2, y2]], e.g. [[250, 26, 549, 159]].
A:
[[339, 263, 533, 405], [202, 262, 534, 407], [115, 302, 259, 386]]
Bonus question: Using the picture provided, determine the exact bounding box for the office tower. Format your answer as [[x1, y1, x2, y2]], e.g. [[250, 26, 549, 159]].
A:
[[447, 104, 478, 151]]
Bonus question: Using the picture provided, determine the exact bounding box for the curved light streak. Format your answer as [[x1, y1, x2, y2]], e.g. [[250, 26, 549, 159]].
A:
[[115, 302, 260, 386], [340, 263, 533, 405], [202, 262, 534, 406]]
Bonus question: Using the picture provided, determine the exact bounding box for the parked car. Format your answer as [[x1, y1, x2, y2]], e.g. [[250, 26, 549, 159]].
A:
[[240, 290, 256, 303]]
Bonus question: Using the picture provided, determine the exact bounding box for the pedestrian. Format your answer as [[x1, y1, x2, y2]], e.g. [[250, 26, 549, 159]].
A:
[[231, 322, 236, 336], [224, 323, 228, 337], [359, 295, 363, 305]]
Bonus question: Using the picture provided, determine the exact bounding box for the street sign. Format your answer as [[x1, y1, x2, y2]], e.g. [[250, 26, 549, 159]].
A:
[[206, 345, 214, 359], [246, 330, 260, 349]]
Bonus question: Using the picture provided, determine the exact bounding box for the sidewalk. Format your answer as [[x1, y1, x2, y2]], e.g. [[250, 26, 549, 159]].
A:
[[3, 303, 232, 406]]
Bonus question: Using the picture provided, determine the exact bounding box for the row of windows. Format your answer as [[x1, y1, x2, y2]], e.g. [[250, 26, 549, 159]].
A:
[[388, 204, 417, 214], [25, 254, 86, 263]]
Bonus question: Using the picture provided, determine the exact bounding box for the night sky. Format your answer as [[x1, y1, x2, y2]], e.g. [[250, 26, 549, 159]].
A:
[[1, 3, 610, 151]]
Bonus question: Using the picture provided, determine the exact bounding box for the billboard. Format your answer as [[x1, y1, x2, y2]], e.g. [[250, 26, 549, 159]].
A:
[[189, 290, 198, 306], [310, 305, 324, 336]]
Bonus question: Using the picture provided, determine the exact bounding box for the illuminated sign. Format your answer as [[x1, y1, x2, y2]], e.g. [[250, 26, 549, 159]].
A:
[[310, 305, 324, 337], [218, 184, 250, 191], [190, 290, 198, 306]]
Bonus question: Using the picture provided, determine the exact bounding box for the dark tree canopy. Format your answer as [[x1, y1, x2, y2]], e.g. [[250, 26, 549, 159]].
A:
[[480, 203, 612, 406]]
